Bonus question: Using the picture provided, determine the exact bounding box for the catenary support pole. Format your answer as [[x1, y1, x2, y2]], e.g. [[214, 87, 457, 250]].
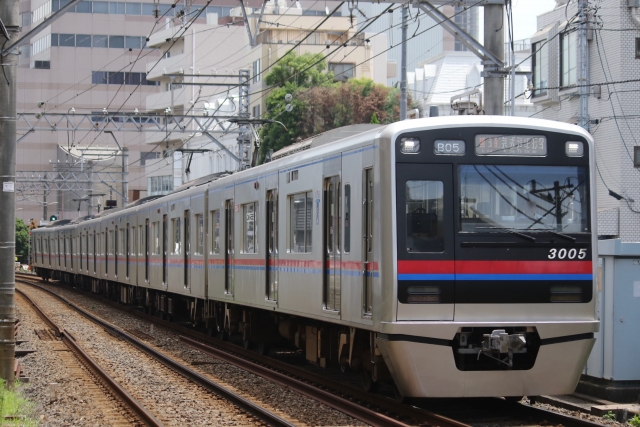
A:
[[483, 4, 505, 115], [400, 4, 408, 120], [577, 0, 589, 131], [0, 0, 18, 383]]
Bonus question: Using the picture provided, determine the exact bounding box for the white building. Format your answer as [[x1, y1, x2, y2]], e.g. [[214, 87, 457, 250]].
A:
[[530, 0, 640, 239], [143, 1, 390, 188]]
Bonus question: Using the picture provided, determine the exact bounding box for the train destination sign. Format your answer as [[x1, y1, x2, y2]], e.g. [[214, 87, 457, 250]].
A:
[[475, 134, 547, 156]]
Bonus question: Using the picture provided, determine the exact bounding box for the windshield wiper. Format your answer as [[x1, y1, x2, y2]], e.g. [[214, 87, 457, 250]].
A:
[[474, 227, 537, 242]]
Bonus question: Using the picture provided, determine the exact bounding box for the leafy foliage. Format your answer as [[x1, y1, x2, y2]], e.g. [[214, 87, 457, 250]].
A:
[[602, 411, 616, 421], [15, 219, 30, 264], [0, 379, 38, 426], [259, 56, 406, 163], [628, 414, 640, 426]]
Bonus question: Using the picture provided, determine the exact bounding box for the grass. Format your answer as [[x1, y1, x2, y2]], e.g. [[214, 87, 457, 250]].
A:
[[0, 380, 38, 427]]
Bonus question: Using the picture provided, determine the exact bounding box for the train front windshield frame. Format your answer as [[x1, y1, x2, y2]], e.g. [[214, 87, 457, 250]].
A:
[[459, 164, 590, 233]]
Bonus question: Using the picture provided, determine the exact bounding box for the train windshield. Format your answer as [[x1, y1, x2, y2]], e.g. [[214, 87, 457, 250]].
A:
[[459, 165, 589, 233]]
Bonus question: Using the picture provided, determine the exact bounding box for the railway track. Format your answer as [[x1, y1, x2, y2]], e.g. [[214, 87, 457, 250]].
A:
[[16, 286, 163, 427], [16, 273, 609, 427], [16, 277, 297, 427]]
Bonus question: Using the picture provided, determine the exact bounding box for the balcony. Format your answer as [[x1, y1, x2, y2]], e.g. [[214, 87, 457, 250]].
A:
[[255, 30, 365, 47], [146, 86, 190, 111], [146, 52, 187, 80]]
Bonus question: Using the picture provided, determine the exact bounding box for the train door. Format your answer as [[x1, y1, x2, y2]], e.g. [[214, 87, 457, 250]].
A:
[[224, 200, 234, 294], [126, 223, 130, 279], [324, 176, 341, 312], [162, 215, 168, 285], [115, 226, 118, 277], [85, 233, 89, 273], [184, 210, 190, 289], [266, 190, 278, 301], [395, 163, 454, 321], [145, 219, 149, 282], [363, 169, 374, 315]]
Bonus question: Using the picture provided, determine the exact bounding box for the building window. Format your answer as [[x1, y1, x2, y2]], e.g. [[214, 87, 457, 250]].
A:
[[636, 38, 640, 59], [148, 175, 173, 195], [76, 34, 92, 47], [21, 13, 31, 27], [34, 60, 50, 69], [93, 1, 109, 13], [329, 63, 355, 82], [93, 34, 109, 48], [532, 40, 548, 96], [109, 35, 125, 49], [76, 1, 93, 13], [253, 58, 261, 83], [252, 105, 260, 118], [140, 151, 161, 166], [59, 33, 75, 47], [560, 30, 577, 87], [125, 2, 141, 15], [110, 2, 125, 14], [243, 202, 257, 253], [290, 192, 313, 253]]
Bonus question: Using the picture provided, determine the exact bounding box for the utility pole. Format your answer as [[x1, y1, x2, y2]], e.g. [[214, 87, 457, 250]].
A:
[[400, 4, 408, 120], [483, 4, 505, 115], [577, 0, 589, 131], [0, 0, 18, 383]]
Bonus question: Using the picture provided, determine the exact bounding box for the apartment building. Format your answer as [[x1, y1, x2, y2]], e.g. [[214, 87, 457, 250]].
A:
[[142, 0, 389, 186], [529, 0, 640, 239], [15, 0, 250, 221]]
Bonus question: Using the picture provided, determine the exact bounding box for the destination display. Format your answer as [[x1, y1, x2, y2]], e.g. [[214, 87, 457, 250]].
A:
[[475, 134, 547, 156]]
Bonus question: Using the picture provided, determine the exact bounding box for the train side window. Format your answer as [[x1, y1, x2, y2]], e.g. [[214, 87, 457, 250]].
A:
[[195, 214, 204, 255], [344, 184, 351, 253], [210, 210, 220, 254], [152, 222, 160, 255], [242, 202, 257, 254], [172, 217, 181, 255], [405, 180, 444, 253], [289, 191, 313, 253]]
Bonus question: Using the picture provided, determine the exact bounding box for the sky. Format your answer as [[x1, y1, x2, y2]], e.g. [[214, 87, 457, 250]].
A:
[[511, 0, 557, 40]]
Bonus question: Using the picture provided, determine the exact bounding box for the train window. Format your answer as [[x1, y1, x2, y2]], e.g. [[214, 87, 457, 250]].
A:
[[290, 191, 313, 253], [172, 217, 181, 255], [459, 165, 589, 233], [132, 226, 137, 256], [243, 202, 257, 254], [152, 222, 160, 255], [210, 210, 220, 254], [109, 230, 114, 255], [405, 180, 445, 252], [344, 185, 351, 253], [195, 214, 204, 255]]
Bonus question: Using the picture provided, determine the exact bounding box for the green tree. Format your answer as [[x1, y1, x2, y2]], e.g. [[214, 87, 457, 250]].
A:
[[15, 219, 29, 264], [259, 52, 334, 162], [370, 112, 380, 124]]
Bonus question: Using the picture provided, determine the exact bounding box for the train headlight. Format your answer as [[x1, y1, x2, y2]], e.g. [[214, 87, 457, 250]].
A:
[[566, 141, 584, 157], [400, 138, 420, 154]]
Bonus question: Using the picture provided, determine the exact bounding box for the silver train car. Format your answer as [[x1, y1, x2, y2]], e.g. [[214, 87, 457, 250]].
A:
[[31, 116, 598, 398]]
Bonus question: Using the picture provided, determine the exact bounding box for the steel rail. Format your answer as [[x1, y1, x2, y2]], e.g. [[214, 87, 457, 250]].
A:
[[15, 286, 164, 427], [15, 278, 296, 427], [18, 274, 605, 427], [14, 273, 469, 427], [179, 336, 431, 427]]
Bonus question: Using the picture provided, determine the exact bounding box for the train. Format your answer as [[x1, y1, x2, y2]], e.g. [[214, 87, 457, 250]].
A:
[[31, 116, 598, 399]]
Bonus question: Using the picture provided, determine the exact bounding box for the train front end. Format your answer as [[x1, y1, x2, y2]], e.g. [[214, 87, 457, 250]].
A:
[[376, 116, 598, 398]]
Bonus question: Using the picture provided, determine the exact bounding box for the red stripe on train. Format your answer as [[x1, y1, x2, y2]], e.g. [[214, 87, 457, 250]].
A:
[[397, 260, 592, 275]]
